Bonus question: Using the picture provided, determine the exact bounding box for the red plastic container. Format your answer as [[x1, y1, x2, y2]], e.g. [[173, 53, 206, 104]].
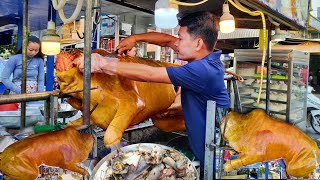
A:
[[0, 103, 19, 111]]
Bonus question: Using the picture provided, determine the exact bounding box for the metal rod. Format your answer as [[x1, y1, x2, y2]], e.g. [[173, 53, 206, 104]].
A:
[[0, 91, 58, 104], [264, 21, 272, 180], [45, 98, 50, 124], [62, 87, 98, 95], [21, 0, 29, 128], [204, 100, 216, 180], [266, 22, 272, 115], [49, 95, 58, 125], [83, 0, 93, 125], [232, 80, 242, 113]]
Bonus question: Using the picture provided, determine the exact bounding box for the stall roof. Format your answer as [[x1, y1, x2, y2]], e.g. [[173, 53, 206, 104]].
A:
[[273, 38, 320, 54], [0, 0, 310, 33], [111, 0, 309, 30], [218, 28, 260, 39]]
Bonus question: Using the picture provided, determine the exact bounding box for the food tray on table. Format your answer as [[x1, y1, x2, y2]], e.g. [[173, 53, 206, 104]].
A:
[[39, 103, 79, 119], [90, 143, 199, 180], [0, 103, 44, 128]]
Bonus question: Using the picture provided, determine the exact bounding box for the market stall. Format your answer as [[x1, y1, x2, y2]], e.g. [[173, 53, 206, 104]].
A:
[[0, 0, 319, 179]]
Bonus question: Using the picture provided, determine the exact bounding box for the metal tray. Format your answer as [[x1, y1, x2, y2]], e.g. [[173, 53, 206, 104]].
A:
[[0, 108, 43, 128], [39, 103, 79, 119], [90, 143, 199, 180]]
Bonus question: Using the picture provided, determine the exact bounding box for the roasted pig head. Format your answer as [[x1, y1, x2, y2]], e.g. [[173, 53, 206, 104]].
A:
[[0, 127, 93, 180], [55, 49, 185, 147], [221, 109, 320, 178]]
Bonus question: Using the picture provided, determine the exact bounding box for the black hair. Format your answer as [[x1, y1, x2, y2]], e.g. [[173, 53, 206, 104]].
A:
[[16, 35, 44, 58], [179, 11, 219, 51]]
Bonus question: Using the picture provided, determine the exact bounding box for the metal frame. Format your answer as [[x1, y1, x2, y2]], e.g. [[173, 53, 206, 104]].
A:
[[204, 100, 216, 179], [234, 49, 310, 123], [82, 0, 93, 126]]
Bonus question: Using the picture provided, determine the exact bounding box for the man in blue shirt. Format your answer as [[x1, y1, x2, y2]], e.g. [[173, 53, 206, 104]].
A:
[[76, 11, 230, 167]]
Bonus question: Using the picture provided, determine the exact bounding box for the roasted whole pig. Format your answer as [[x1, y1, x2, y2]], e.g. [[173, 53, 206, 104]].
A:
[[55, 49, 185, 146], [0, 127, 93, 180], [222, 109, 320, 178]]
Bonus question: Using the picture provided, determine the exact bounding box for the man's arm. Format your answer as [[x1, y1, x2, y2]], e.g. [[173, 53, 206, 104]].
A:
[[75, 54, 172, 83], [101, 61, 172, 84], [117, 32, 178, 54]]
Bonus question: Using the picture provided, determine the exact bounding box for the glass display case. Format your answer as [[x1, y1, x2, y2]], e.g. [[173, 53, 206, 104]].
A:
[[234, 49, 310, 130]]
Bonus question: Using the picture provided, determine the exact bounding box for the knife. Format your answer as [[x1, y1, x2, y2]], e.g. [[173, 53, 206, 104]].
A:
[[108, 49, 127, 57]]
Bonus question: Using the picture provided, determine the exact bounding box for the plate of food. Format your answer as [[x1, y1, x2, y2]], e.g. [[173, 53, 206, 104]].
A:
[[90, 143, 199, 180]]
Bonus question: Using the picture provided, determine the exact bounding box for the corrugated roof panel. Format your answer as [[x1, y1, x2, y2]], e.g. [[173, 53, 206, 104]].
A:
[[218, 28, 260, 39]]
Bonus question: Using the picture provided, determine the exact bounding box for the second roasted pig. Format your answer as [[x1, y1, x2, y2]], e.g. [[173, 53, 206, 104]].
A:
[[222, 109, 320, 178], [0, 127, 93, 180]]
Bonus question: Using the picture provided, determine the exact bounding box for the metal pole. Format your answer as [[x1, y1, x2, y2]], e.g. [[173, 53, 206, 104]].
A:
[[265, 21, 272, 180], [46, 1, 56, 91], [266, 23, 272, 115], [21, 0, 29, 128], [204, 100, 216, 180], [83, 0, 93, 125], [49, 95, 58, 125]]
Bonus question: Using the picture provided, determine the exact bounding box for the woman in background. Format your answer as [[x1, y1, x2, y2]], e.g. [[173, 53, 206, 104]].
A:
[[1, 35, 44, 94]]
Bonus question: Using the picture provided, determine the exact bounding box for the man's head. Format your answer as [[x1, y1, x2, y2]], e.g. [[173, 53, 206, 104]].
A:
[[174, 11, 219, 61]]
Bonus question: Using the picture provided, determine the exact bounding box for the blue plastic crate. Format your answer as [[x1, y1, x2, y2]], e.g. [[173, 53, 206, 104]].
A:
[[0, 83, 7, 94]]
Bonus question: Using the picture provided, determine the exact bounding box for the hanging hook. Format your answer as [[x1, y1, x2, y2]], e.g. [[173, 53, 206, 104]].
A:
[[93, 0, 102, 25]]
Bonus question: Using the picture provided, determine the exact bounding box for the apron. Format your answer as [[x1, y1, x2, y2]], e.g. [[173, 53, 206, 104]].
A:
[[10, 80, 38, 94], [9, 81, 38, 107]]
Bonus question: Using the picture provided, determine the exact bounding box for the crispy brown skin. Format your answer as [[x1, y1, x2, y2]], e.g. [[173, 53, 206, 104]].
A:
[[55, 49, 185, 146], [222, 109, 320, 178], [0, 127, 93, 180]]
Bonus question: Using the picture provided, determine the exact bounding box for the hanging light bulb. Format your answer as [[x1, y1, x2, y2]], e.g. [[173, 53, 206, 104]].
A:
[[155, 0, 179, 29], [271, 25, 286, 42], [41, 21, 61, 55], [219, 3, 235, 33]]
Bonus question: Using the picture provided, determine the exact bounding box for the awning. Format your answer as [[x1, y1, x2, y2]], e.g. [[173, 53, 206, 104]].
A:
[[272, 40, 320, 54], [218, 28, 260, 40]]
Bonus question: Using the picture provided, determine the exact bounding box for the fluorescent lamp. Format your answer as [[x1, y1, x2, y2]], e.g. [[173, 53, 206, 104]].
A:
[[155, 0, 179, 29], [219, 3, 235, 33], [41, 21, 61, 55]]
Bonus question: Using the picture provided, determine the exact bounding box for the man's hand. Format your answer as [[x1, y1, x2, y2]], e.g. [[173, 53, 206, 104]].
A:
[[155, 93, 182, 119], [116, 35, 137, 55], [74, 53, 119, 75]]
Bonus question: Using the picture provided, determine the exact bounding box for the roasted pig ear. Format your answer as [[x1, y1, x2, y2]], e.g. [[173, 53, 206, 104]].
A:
[[55, 50, 83, 72], [0, 127, 94, 179], [222, 109, 320, 178]]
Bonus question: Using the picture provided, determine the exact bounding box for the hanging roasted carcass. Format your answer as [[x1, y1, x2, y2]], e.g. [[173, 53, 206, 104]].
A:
[[0, 127, 93, 180], [222, 109, 320, 178], [55, 49, 185, 146]]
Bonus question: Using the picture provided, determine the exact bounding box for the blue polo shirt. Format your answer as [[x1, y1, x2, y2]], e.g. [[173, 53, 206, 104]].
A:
[[166, 50, 230, 166]]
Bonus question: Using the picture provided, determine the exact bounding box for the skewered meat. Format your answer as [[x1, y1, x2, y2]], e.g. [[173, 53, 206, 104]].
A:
[[222, 109, 320, 178], [55, 49, 185, 146], [0, 127, 93, 180]]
